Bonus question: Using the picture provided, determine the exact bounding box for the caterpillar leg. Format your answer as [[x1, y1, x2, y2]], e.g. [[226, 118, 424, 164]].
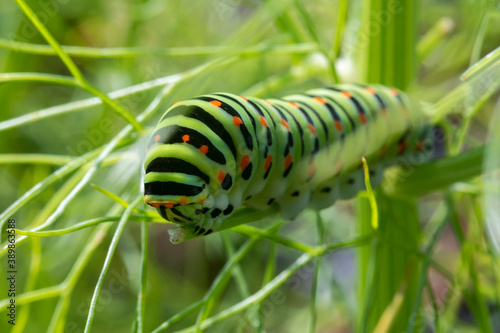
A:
[[367, 162, 384, 188], [192, 217, 221, 236], [277, 190, 312, 219], [309, 178, 340, 210], [338, 168, 364, 200], [245, 180, 287, 211], [337, 162, 384, 200]]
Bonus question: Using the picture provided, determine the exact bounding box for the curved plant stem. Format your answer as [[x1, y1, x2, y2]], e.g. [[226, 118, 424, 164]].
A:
[[11, 214, 160, 237], [0, 73, 181, 132], [47, 205, 122, 332], [151, 301, 204, 333], [134, 221, 149, 333], [0, 73, 79, 86], [193, 237, 262, 333], [0, 154, 74, 165], [0, 39, 317, 58], [0, 284, 64, 308], [14, 0, 143, 131], [84, 196, 142, 333]]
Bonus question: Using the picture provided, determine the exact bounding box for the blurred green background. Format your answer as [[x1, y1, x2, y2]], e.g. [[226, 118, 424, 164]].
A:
[[1, 0, 500, 332]]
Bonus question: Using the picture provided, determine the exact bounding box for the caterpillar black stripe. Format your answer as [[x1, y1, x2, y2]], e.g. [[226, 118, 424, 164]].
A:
[[143, 84, 432, 234]]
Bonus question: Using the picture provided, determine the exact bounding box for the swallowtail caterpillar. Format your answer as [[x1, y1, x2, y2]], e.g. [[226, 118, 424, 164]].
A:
[[143, 84, 432, 236]]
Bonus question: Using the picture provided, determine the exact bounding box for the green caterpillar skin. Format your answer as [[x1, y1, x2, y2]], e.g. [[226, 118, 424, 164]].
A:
[[143, 84, 431, 235]]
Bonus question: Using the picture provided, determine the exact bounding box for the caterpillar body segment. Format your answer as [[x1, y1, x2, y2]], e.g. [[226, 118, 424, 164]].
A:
[[143, 84, 431, 234]]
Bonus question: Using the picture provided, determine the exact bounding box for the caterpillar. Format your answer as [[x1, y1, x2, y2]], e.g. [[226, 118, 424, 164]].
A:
[[143, 84, 433, 235]]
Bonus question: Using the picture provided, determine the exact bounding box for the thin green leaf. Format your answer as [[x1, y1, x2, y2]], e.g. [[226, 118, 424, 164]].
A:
[[91, 183, 144, 213], [362, 157, 379, 229]]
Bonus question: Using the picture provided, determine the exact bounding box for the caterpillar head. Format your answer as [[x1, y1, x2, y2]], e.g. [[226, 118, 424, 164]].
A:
[[143, 142, 214, 225], [143, 101, 231, 228]]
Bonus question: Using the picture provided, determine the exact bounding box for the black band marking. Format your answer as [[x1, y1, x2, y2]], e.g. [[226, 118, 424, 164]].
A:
[[144, 181, 204, 196], [146, 157, 210, 184], [150, 125, 226, 165], [197, 97, 254, 151], [161, 104, 238, 160]]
